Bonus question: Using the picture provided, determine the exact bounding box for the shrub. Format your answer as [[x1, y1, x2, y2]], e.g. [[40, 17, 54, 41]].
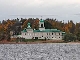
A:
[[63, 33, 77, 42]]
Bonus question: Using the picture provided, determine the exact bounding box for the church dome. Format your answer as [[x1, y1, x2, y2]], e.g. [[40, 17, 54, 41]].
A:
[[40, 19, 44, 22], [27, 23, 31, 28]]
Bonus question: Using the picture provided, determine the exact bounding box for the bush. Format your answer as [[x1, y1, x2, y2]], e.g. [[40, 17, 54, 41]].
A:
[[77, 37, 80, 41], [63, 33, 77, 42]]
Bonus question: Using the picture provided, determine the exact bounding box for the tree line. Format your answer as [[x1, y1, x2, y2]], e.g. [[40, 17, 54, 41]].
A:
[[0, 18, 80, 41]]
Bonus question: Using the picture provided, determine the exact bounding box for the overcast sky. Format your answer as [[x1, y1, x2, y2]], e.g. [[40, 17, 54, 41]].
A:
[[0, 0, 80, 23]]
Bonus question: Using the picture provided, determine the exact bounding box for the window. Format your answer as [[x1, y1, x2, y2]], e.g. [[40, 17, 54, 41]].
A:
[[52, 33, 53, 35], [47, 33, 48, 35], [41, 24, 43, 27], [25, 33, 26, 35], [55, 33, 56, 35], [59, 33, 60, 35], [49, 33, 50, 35], [25, 28, 26, 30], [35, 37, 38, 40], [39, 37, 41, 38]]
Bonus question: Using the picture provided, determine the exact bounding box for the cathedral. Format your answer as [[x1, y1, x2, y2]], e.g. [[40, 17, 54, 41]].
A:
[[11, 19, 65, 40]]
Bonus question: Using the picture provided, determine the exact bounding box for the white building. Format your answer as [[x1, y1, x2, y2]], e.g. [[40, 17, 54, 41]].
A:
[[17, 19, 65, 40]]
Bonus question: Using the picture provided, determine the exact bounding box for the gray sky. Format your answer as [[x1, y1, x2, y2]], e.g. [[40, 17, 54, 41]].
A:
[[0, 0, 80, 23]]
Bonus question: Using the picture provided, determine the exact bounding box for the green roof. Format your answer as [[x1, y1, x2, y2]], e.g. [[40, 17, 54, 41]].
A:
[[28, 23, 30, 25], [33, 29, 61, 32], [62, 32, 66, 34], [22, 28, 27, 32], [33, 30, 40, 32], [62, 32, 66, 36], [40, 19, 44, 22], [22, 28, 62, 32], [27, 23, 31, 28]]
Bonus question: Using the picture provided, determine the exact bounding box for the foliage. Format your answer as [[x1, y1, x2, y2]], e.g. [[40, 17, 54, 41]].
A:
[[63, 33, 77, 42], [76, 32, 80, 41], [0, 18, 80, 41]]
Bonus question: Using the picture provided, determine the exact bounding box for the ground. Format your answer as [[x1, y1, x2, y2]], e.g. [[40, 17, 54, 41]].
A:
[[0, 40, 64, 44], [0, 39, 80, 44]]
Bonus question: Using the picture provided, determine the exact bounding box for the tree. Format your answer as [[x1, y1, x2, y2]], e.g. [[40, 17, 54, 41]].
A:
[[68, 20, 75, 34], [63, 33, 77, 42], [76, 32, 80, 41]]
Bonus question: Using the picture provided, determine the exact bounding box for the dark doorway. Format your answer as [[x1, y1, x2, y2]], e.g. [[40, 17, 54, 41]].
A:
[[35, 37, 38, 40]]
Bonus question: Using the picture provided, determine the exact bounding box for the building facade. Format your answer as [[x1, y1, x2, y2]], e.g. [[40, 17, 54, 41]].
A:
[[16, 19, 65, 40]]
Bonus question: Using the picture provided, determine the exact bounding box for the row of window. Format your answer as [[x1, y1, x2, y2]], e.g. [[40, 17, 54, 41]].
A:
[[47, 33, 61, 35], [34, 37, 61, 39], [24, 33, 61, 38], [24, 33, 61, 35]]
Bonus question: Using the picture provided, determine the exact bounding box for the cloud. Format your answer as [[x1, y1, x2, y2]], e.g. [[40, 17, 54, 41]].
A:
[[0, 0, 80, 7], [0, 0, 80, 22]]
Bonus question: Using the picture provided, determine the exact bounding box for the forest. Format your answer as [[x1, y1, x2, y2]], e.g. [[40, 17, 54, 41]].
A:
[[0, 18, 80, 42]]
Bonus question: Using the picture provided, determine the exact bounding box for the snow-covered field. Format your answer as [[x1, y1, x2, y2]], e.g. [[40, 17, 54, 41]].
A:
[[0, 43, 80, 60]]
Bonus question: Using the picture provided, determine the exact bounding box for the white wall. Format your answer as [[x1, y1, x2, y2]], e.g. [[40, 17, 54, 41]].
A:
[[18, 31, 62, 40]]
